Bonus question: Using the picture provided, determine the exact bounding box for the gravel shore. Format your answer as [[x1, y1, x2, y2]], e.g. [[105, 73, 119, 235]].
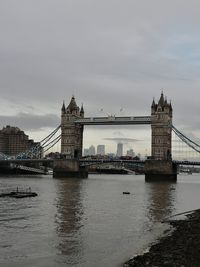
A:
[[124, 210, 200, 267]]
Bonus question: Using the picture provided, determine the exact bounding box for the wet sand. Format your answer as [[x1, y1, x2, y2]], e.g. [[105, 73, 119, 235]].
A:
[[124, 210, 200, 267]]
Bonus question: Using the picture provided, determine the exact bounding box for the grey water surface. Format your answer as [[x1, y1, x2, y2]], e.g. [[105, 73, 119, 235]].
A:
[[0, 174, 200, 267]]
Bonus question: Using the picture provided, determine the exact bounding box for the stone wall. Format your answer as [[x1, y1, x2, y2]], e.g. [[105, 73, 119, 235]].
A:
[[53, 159, 88, 178], [145, 160, 177, 181]]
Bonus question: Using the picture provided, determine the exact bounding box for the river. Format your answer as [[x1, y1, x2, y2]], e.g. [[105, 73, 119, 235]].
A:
[[0, 173, 200, 267]]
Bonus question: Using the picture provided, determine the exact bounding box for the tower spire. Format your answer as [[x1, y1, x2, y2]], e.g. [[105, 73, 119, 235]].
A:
[[151, 97, 156, 107], [61, 101, 66, 113], [67, 95, 79, 113], [158, 91, 165, 108], [80, 103, 84, 117]]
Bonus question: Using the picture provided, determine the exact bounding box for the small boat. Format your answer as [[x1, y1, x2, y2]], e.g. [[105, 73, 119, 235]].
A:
[[123, 191, 130, 195], [0, 188, 38, 198], [11, 191, 38, 198]]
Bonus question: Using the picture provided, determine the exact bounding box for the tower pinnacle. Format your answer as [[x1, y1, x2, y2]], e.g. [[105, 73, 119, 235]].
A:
[[61, 101, 66, 113]]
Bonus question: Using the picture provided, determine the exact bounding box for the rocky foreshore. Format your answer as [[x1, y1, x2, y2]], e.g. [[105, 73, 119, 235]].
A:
[[124, 210, 200, 267]]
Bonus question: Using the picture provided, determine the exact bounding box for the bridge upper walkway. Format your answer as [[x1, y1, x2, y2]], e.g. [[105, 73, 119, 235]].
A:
[[75, 116, 152, 125]]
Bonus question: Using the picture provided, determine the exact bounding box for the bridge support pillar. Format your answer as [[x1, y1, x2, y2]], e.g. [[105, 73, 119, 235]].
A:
[[53, 159, 88, 178], [145, 160, 177, 182]]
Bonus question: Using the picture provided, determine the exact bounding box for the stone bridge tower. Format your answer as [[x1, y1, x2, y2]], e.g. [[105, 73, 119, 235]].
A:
[[151, 92, 172, 160], [61, 96, 84, 158]]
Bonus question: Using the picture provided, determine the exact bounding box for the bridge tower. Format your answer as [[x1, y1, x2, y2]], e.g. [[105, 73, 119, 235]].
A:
[[151, 92, 172, 160], [145, 92, 176, 181], [61, 96, 84, 158]]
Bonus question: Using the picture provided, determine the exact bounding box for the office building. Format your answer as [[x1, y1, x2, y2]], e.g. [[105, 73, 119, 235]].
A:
[[97, 145, 105, 155], [116, 143, 123, 157], [0, 125, 40, 157], [126, 149, 135, 157], [83, 148, 89, 156], [88, 145, 95, 155], [84, 145, 95, 156]]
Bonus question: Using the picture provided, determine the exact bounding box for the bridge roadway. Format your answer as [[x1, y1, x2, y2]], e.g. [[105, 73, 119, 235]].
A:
[[75, 116, 152, 125], [80, 159, 200, 166], [79, 159, 145, 166], [173, 160, 200, 166], [0, 158, 199, 166]]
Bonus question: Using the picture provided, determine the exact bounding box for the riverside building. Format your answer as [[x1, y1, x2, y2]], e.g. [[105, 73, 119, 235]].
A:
[[0, 125, 40, 157]]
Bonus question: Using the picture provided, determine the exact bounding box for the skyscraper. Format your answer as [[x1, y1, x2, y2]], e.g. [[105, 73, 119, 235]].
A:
[[88, 145, 95, 155], [83, 148, 89, 156], [126, 149, 135, 157], [97, 145, 105, 155], [116, 143, 123, 157]]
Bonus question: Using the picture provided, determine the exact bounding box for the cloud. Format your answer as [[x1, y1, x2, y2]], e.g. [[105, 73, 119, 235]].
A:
[[0, 113, 60, 131], [104, 137, 141, 143], [0, 0, 200, 152]]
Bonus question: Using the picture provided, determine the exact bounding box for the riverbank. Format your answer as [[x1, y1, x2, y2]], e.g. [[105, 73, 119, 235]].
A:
[[124, 209, 200, 267]]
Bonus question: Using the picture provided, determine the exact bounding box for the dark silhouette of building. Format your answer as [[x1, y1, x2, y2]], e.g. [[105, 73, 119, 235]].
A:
[[0, 125, 39, 156]]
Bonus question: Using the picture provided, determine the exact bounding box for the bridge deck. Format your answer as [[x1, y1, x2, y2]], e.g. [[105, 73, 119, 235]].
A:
[[0, 159, 200, 166], [75, 116, 152, 125], [80, 159, 200, 166]]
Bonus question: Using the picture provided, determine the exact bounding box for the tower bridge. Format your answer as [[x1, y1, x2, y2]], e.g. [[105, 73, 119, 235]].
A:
[[61, 93, 172, 161], [58, 92, 175, 181]]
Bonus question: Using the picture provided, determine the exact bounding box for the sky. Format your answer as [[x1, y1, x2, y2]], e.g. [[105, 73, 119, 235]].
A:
[[1, 0, 200, 156]]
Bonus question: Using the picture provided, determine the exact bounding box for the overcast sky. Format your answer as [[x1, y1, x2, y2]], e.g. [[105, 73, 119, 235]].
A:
[[1, 0, 200, 155]]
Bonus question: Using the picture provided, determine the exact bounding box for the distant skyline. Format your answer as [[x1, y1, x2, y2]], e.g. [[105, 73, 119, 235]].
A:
[[0, 1, 200, 155], [83, 143, 138, 158]]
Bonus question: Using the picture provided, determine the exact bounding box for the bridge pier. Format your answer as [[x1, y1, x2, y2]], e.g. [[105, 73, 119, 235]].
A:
[[145, 160, 177, 182], [53, 159, 88, 178]]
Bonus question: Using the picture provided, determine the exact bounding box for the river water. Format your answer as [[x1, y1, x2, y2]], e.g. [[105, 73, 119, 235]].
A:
[[0, 173, 200, 267]]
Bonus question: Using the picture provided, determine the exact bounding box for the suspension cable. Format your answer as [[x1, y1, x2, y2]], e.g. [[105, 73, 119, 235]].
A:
[[42, 134, 61, 148], [15, 125, 61, 159], [43, 136, 61, 153], [40, 125, 61, 144], [172, 125, 200, 153], [40, 125, 61, 147]]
